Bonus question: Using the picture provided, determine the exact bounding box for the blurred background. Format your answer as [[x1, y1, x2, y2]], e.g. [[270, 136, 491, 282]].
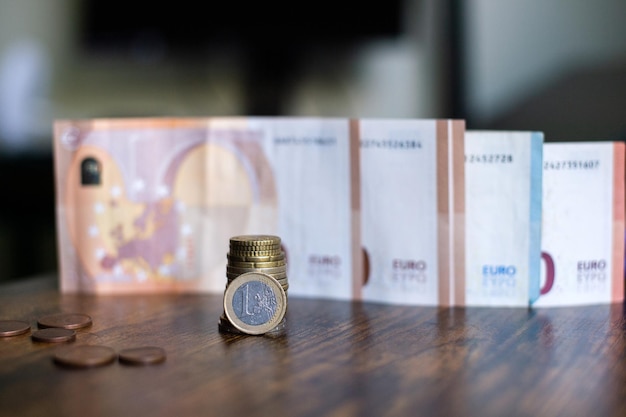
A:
[[0, 0, 625, 281]]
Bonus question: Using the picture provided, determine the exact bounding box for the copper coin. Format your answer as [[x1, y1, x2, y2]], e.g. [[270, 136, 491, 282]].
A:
[[118, 347, 166, 365], [0, 320, 31, 337], [31, 328, 76, 343], [53, 345, 117, 368], [37, 313, 92, 330]]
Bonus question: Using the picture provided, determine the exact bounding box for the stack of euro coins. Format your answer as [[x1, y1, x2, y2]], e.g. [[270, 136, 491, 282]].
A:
[[218, 235, 288, 335]]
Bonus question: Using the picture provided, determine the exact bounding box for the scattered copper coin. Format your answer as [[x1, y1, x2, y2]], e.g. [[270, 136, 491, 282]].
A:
[[31, 328, 76, 343], [0, 320, 31, 337], [37, 313, 92, 330], [118, 347, 167, 365], [53, 345, 117, 368]]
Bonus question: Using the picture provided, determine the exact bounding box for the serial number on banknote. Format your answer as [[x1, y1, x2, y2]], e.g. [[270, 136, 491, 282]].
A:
[[543, 160, 600, 170], [274, 136, 337, 146], [465, 154, 513, 163], [360, 139, 422, 149]]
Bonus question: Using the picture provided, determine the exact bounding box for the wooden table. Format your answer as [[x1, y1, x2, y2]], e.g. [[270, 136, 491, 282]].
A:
[[1, 275, 625, 417]]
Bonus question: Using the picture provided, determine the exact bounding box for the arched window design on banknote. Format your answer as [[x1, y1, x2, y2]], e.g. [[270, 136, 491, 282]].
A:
[[62, 121, 278, 293], [80, 157, 102, 185]]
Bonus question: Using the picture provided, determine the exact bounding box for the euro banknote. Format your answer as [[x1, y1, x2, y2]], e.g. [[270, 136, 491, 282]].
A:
[[53, 117, 361, 298], [358, 119, 465, 306], [464, 130, 543, 307], [534, 142, 625, 307]]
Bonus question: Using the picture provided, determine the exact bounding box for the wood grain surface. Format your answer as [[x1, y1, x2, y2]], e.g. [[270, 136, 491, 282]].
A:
[[1, 275, 625, 417]]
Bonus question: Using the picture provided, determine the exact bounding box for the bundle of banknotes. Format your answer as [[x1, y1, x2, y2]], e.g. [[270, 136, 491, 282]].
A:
[[53, 117, 626, 307]]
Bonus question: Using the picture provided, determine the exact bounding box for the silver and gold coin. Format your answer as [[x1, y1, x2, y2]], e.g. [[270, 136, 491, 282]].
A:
[[225, 279, 289, 291], [223, 272, 287, 336], [218, 312, 287, 335], [221, 235, 288, 335]]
